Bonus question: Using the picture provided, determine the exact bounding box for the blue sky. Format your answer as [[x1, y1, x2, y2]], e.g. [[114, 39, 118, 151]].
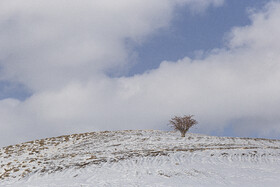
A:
[[1, 1, 268, 99], [131, 0, 268, 75], [0, 0, 280, 147]]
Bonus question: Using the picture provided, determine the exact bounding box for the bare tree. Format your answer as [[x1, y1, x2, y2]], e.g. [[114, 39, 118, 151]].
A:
[[169, 115, 198, 137]]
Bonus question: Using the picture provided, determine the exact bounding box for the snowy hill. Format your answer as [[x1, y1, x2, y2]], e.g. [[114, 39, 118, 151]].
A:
[[1, 130, 280, 186]]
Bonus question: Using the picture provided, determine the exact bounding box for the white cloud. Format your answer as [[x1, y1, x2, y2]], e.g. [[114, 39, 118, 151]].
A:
[[0, 0, 174, 91], [0, 0, 222, 92], [6, 0, 280, 148], [228, 1, 280, 51]]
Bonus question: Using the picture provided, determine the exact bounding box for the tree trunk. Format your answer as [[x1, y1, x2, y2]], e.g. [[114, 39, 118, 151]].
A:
[[181, 131, 186, 137]]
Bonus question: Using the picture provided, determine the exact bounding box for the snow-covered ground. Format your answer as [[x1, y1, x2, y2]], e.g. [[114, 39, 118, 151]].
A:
[[1, 130, 280, 186]]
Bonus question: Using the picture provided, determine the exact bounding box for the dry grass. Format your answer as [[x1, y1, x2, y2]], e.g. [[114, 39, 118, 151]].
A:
[[1, 130, 280, 182]]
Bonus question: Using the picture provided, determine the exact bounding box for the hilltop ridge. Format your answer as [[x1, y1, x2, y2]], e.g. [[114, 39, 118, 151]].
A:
[[1, 130, 280, 186]]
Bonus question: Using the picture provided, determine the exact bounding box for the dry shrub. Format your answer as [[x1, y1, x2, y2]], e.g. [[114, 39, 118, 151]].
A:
[[169, 115, 198, 137]]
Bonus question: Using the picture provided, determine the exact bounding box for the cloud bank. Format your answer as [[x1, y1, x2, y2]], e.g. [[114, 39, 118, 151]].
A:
[[1, 0, 280, 147]]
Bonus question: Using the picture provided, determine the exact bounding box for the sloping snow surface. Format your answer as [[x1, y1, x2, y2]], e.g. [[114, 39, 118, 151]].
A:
[[1, 130, 280, 186]]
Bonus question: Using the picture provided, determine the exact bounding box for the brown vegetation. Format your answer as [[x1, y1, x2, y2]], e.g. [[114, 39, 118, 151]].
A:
[[169, 115, 198, 137]]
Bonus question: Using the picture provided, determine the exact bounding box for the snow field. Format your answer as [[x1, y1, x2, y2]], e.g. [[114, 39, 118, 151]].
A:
[[1, 130, 280, 186]]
